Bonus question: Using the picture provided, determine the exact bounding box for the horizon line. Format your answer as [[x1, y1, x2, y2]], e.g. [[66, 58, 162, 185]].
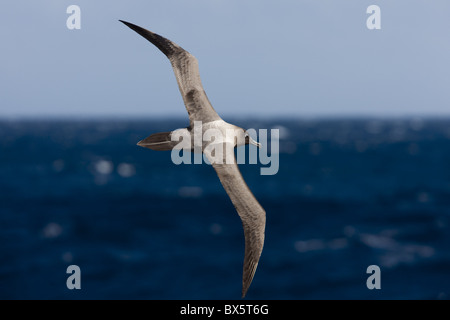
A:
[[1, 113, 450, 121]]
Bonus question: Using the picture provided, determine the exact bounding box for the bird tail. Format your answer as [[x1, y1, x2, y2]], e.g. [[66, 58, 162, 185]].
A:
[[137, 131, 178, 151]]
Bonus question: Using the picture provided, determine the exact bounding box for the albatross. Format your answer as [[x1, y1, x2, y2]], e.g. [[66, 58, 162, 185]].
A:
[[120, 20, 266, 298]]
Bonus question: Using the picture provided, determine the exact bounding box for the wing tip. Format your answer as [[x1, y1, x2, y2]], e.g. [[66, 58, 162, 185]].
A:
[[118, 19, 130, 26], [241, 259, 261, 298], [118, 19, 181, 59], [241, 280, 251, 299], [119, 20, 144, 35]]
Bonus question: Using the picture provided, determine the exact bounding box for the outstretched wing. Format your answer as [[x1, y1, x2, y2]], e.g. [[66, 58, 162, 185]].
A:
[[120, 20, 221, 127], [207, 144, 266, 298]]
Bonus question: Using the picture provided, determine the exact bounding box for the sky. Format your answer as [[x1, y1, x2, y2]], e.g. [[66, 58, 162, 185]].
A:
[[1, 0, 449, 118]]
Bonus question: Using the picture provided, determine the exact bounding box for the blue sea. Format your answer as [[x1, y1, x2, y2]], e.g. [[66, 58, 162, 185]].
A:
[[1, 118, 450, 300]]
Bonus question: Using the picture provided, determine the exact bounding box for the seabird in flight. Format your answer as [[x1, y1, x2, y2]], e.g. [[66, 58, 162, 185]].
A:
[[120, 20, 266, 298]]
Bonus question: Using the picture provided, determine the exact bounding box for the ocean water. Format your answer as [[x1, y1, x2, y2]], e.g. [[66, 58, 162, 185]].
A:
[[1, 118, 450, 300]]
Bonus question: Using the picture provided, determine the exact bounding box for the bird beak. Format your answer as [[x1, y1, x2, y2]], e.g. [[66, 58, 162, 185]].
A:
[[249, 137, 262, 149]]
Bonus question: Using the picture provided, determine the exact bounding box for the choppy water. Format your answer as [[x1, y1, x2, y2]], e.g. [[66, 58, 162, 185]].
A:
[[1, 118, 450, 299]]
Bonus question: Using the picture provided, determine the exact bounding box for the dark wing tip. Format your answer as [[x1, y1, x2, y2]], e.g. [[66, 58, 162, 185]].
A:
[[118, 20, 136, 31], [119, 19, 181, 58], [119, 20, 139, 31], [118, 19, 149, 37], [241, 261, 259, 298]]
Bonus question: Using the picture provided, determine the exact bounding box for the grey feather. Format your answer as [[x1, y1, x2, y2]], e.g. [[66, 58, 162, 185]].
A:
[[207, 145, 266, 298], [119, 20, 221, 128]]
